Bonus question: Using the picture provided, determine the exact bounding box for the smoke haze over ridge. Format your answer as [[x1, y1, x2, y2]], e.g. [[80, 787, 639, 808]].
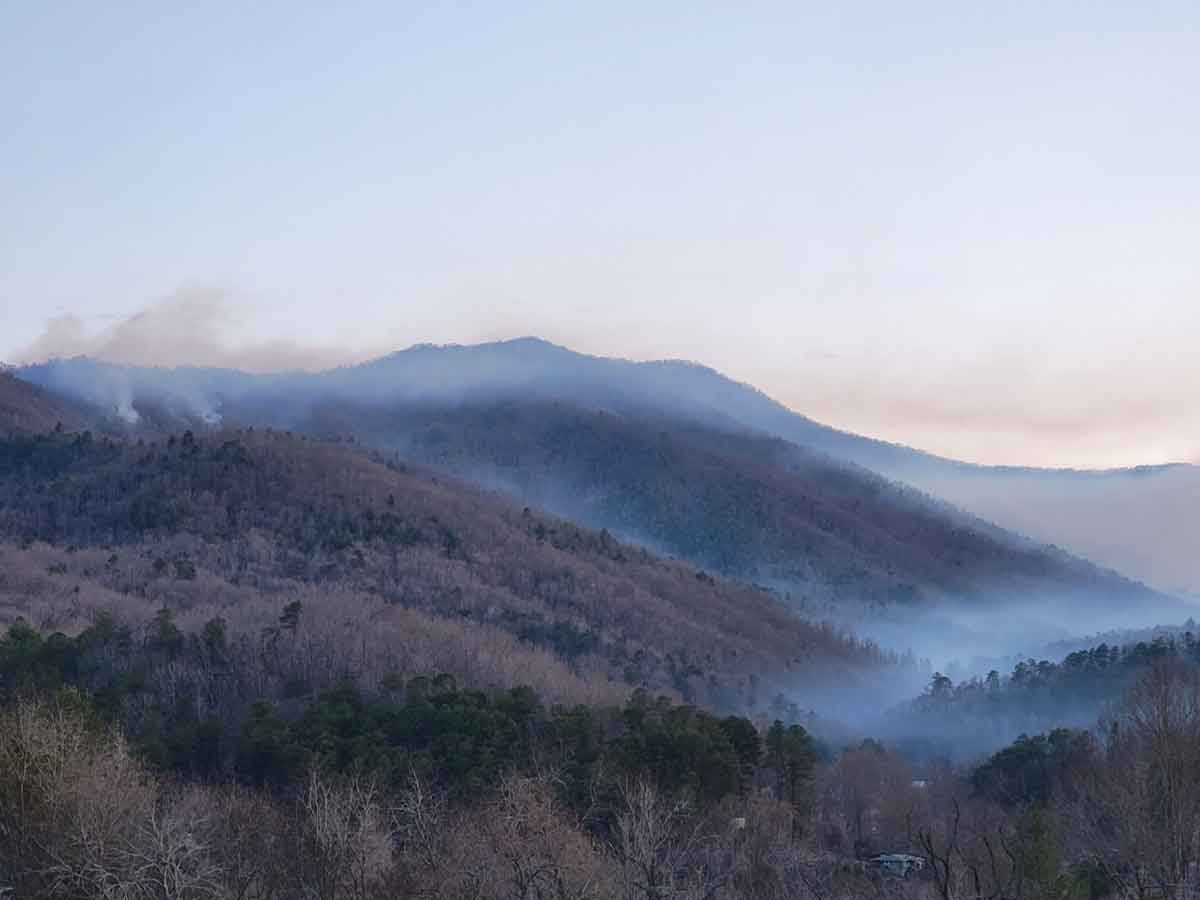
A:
[[12, 290, 1200, 470], [15, 288, 381, 374]]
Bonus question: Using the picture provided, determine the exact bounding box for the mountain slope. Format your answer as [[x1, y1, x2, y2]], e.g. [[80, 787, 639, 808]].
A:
[[0, 427, 907, 712], [297, 399, 1168, 621], [0, 369, 96, 436]]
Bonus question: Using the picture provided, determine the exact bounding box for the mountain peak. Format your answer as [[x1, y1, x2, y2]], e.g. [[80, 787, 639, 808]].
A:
[[382, 336, 571, 359]]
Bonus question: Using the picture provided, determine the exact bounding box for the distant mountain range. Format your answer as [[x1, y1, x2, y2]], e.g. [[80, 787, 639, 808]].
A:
[[13, 341, 1191, 658]]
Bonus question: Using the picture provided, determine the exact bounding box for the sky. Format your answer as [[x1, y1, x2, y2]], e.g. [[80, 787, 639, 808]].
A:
[[2, 1, 1198, 469]]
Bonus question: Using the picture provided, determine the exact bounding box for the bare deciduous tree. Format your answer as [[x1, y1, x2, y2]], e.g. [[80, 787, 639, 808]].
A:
[[435, 774, 612, 900], [299, 768, 392, 900], [613, 776, 726, 900], [0, 700, 219, 900], [1065, 661, 1200, 900]]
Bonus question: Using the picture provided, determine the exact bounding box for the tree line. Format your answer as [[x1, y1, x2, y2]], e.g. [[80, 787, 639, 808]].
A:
[[7, 613, 1200, 899], [896, 633, 1200, 757]]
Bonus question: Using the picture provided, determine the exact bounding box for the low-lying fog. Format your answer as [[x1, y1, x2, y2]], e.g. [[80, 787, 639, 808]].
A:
[[789, 598, 1200, 761], [850, 592, 1198, 675]]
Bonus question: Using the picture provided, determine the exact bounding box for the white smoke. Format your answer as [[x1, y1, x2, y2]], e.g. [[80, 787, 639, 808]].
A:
[[16, 287, 375, 374], [114, 396, 141, 425]]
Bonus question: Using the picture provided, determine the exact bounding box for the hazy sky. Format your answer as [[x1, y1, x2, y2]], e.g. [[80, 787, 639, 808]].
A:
[[3, 1, 1198, 468]]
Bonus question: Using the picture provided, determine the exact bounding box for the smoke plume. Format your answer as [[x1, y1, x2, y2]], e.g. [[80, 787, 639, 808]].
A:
[[16, 288, 372, 374]]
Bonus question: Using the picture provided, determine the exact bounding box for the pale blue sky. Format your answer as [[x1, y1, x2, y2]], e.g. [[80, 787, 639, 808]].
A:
[[2, 1, 1198, 466]]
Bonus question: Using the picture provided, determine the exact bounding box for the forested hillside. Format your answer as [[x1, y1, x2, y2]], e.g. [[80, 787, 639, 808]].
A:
[[0, 423, 923, 897], [0, 427, 907, 714], [294, 399, 1170, 626]]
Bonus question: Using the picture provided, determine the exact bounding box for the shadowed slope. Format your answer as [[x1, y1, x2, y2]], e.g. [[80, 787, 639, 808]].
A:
[[293, 399, 1186, 664]]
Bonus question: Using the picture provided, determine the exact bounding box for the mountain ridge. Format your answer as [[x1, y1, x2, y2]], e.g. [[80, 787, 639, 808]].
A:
[[20, 337, 1192, 471]]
